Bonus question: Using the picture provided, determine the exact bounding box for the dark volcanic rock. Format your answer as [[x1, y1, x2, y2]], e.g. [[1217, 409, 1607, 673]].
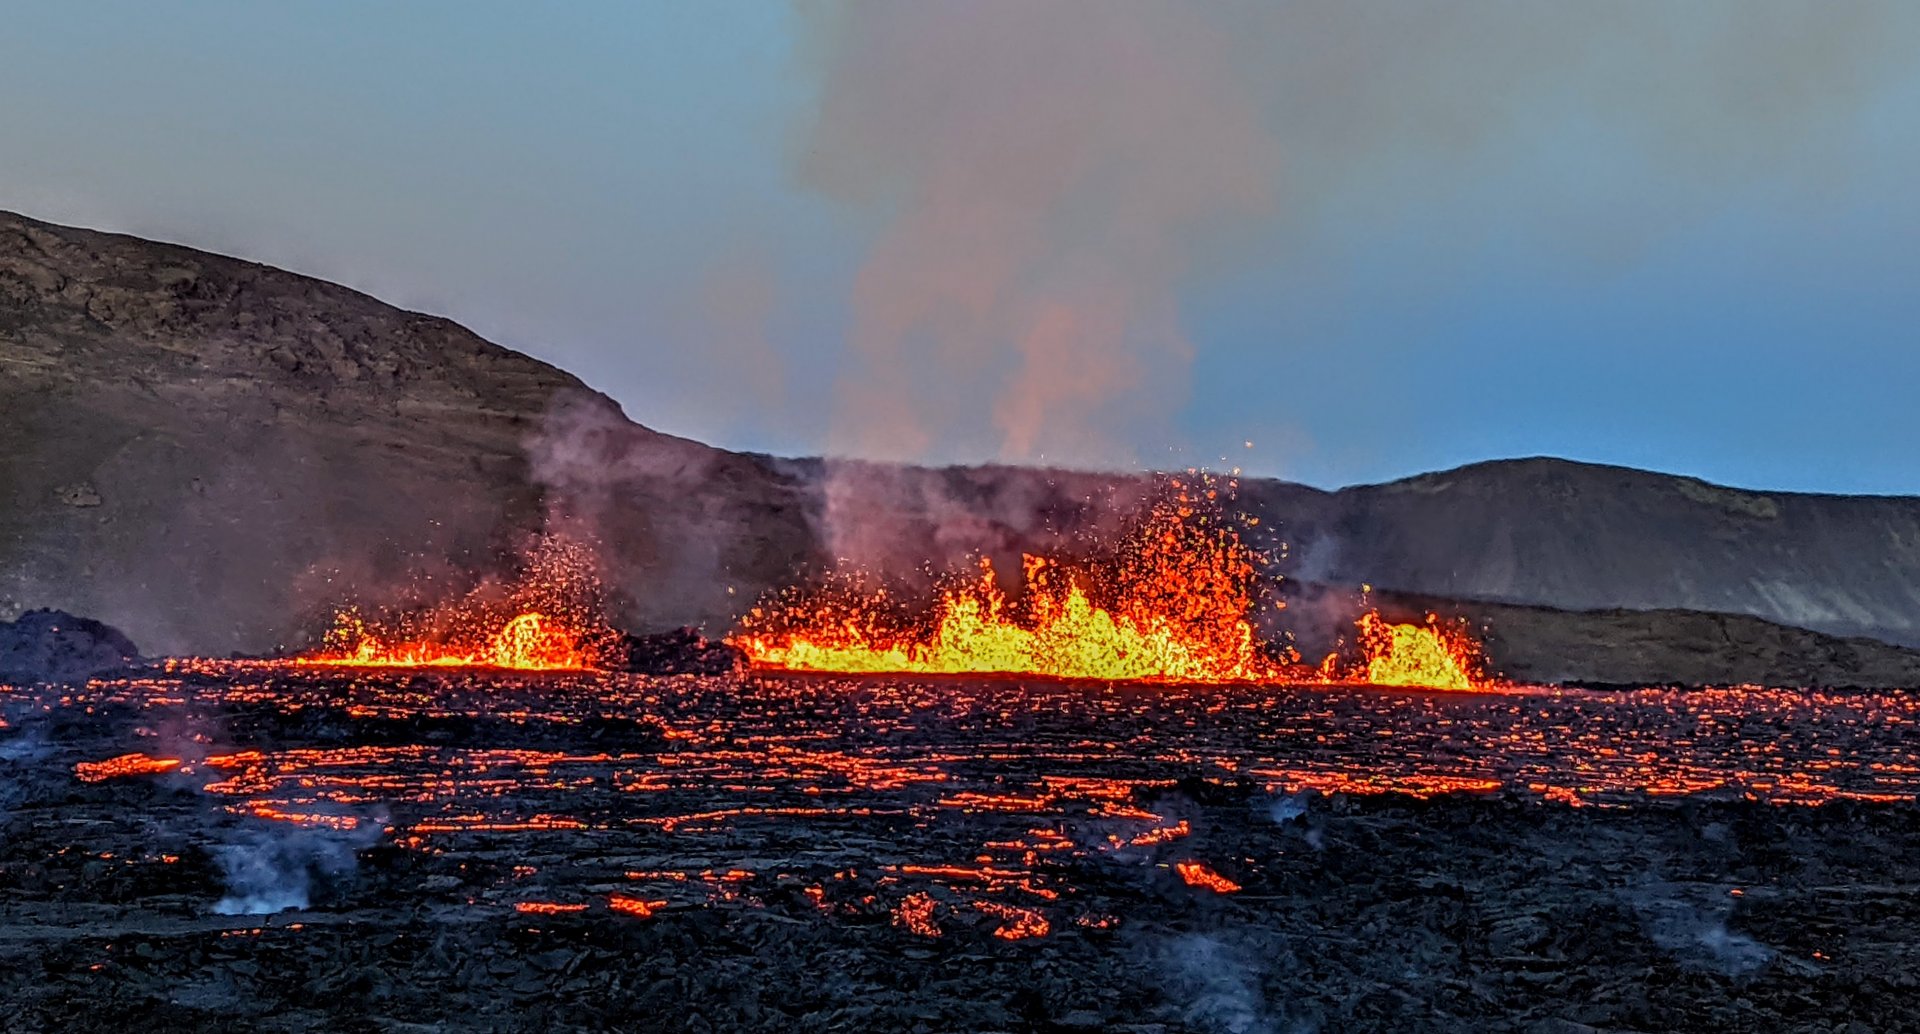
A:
[[0, 210, 815, 655], [8, 657, 1920, 1029], [0, 608, 139, 683], [1475, 599, 1920, 688], [614, 628, 742, 676]]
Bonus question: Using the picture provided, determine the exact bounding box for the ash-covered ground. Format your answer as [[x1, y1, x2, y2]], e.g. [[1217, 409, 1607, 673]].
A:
[[2, 667, 1918, 1033]]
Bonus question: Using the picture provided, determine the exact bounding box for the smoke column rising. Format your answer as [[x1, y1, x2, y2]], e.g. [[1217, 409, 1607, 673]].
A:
[[798, 0, 1282, 470], [792, 0, 1918, 479]]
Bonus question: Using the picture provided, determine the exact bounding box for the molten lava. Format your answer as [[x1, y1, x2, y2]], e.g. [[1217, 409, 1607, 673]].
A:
[[301, 610, 594, 671], [74, 753, 182, 783], [294, 536, 616, 671], [733, 482, 1491, 691], [515, 901, 588, 915], [609, 895, 669, 918], [892, 892, 943, 937], [975, 900, 1051, 940], [734, 487, 1287, 684], [1175, 861, 1242, 893], [1344, 611, 1483, 691]]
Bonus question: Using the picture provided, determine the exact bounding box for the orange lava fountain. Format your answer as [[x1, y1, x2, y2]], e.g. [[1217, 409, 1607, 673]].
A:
[[294, 536, 616, 672], [1340, 611, 1484, 691], [733, 481, 1492, 691], [300, 610, 594, 671], [733, 484, 1288, 685]]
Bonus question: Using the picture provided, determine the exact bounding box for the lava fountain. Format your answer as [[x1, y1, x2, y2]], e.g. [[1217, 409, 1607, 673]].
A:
[[732, 481, 1288, 685], [300, 610, 595, 671], [1345, 610, 1484, 691], [295, 536, 617, 672], [732, 481, 1491, 690]]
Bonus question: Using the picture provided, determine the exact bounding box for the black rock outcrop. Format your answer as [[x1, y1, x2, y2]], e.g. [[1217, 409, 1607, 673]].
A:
[[613, 628, 742, 676], [0, 210, 813, 655], [0, 608, 139, 684]]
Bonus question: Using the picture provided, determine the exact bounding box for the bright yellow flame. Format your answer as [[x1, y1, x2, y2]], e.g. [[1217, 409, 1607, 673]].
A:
[[298, 610, 593, 671], [1355, 611, 1478, 691], [734, 489, 1491, 691], [733, 494, 1285, 685]]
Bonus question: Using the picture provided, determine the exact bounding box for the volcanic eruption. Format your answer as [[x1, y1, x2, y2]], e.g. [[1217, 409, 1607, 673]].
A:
[[733, 477, 1491, 690], [293, 536, 618, 672]]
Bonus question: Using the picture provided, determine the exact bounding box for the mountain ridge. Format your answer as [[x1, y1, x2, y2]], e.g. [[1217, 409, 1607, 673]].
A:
[[6, 209, 1920, 674], [1257, 456, 1920, 646]]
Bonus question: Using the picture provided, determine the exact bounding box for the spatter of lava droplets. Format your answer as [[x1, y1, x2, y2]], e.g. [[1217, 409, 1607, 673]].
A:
[[732, 480, 1490, 689], [732, 479, 1288, 685], [297, 536, 619, 671]]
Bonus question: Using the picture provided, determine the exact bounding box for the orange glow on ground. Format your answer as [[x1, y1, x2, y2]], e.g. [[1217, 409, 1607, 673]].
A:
[[74, 753, 182, 782], [1175, 861, 1243, 893], [975, 900, 1051, 940], [514, 901, 588, 915], [892, 892, 942, 937], [45, 670, 1920, 951], [609, 895, 669, 918]]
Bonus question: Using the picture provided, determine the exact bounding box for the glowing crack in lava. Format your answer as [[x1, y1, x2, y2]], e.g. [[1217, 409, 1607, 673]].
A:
[[608, 895, 669, 918], [295, 536, 615, 672], [74, 753, 182, 783], [1175, 861, 1243, 894], [734, 486, 1288, 685]]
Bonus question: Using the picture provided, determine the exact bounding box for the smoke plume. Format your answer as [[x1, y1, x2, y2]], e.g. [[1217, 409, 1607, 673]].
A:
[[798, 0, 1281, 471], [212, 819, 381, 916], [795, 0, 1917, 473], [1160, 932, 1302, 1034], [1628, 880, 1774, 978]]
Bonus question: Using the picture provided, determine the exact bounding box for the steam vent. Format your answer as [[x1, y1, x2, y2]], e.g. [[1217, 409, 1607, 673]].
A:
[[7, 5, 1920, 1030]]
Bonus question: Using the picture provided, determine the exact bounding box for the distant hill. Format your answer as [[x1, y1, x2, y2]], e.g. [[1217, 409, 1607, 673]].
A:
[[1282, 583, 1920, 690], [0, 210, 813, 654], [5, 210, 1920, 684], [1243, 459, 1920, 647]]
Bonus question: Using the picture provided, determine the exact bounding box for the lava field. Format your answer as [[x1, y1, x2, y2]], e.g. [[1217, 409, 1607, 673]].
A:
[[2, 666, 1918, 1032]]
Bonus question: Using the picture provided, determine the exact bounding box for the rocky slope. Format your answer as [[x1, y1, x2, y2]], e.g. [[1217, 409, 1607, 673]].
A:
[[1282, 585, 1920, 689], [0, 211, 812, 654], [6, 209, 1920, 684], [0, 609, 139, 684], [1245, 461, 1920, 647]]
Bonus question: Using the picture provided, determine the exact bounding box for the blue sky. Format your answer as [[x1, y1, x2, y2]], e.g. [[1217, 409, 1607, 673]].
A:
[[2, 2, 1916, 493]]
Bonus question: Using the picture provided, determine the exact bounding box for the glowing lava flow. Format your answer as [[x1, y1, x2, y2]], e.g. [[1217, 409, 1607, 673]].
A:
[[292, 536, 615, 672], [1175, 861, 1243, 893], [74, 753, 182, 783], [733, 490, 1286, 685], [298, 610, 595, 671]]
